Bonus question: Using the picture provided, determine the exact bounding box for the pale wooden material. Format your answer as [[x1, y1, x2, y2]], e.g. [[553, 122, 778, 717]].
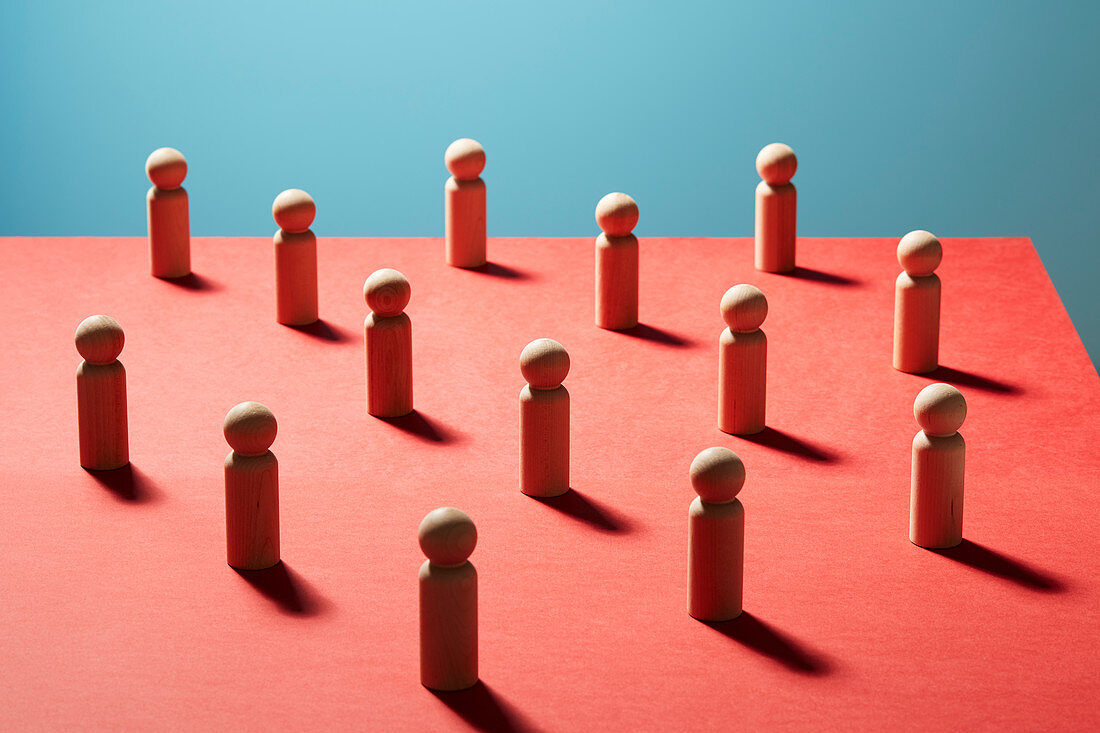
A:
[[893, 230, 942, 373], [754, 143, 797, 273], [419, 507, 478, 691], [146, 147, 191, 278], [444, 139, 487, 268], [75, 315, 128, 470], [718, 285, 768, 435], [519, 338, 570, 497], [224, 402, 279, 570], [364, 269, 413, 417], [272, 189, 319, 325], [910, 384, 966, 549], [594, 192, 640, 329], [688, 447, 745, 621]]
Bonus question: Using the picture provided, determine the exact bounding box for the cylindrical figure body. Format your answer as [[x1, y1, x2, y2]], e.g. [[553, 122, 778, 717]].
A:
[[274, 229, 319, 325], [754, 182, 796, 273], [595, 233, 639, 330], [77, 361, 129, 470], [719, 328, 767, 435], [445, 177, 487, 268], [688, 496, 744, 621], [147, 186, 191, 278], [893, 273, 940, 373], [909, 431, 964, 548], [520, 384, 569, 497], [365, 312, 413, 417], [225, 451, 280, 569], [419, 560, 478, 690]]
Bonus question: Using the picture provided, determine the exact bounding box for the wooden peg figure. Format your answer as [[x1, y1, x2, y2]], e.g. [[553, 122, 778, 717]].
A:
[[444, 138, 487, 268], [419, 507, 478, 691], [224, 401, 280, 570], [272, 189, 319, 325], [595, 192, 640, 330], [688, 447, 745, 621], [754, 143, 797, 273], [909, 384, 966, 549], [146, 147, 191, 278], [75, 315, 129, 470], [718, 284, 768, 435], [364, 269, 413, 417], [519, 338, 570, 497], [893, 230, 943, 373]]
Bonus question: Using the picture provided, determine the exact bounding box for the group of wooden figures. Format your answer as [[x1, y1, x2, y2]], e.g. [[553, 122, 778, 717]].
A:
[[73, 139, 966, 691]]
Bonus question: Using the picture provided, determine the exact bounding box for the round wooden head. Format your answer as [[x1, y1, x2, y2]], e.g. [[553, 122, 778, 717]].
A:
[[363, 268, 411, 317], [419, 507, 477, 566], [75, 315, 124, 364], [595, 192, 639, 237], [913, 383, 966, 437], [445, 138, 486, 181], [223, 401, 278, 456], [272, 189, 316, 233], [756, 143, 797, 185], [897, 230, 942, 276], [690, 447, 745, 504], [520, 338, 570, 389], [720, 284, 768, 332], [145, 147, 187, 189]]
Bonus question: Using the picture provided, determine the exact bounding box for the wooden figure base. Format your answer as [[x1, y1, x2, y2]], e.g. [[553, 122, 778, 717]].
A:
[[595, 233, 639, 330], [419, 560, 478, 691], [894, 273, 940, 374], [520, 385, 569, 497], [688, 497, 744, 621], [718, 329, 767, 435], [445, 177, 487, 269], [754, 181, 796, 273], [77, 361, 129, 471], [147, 186, 191, 278], [909, 431, 964, 549], [274, 230, 319, 326], [365, 312, 413, 418], [225, 451, 280, 570]]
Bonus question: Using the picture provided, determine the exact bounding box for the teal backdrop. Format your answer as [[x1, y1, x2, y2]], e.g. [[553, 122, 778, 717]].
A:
[[1, 1, 1097, 365]]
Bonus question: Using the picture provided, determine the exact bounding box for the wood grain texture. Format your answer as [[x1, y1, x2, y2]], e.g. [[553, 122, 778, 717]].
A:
[[754, 182, 796, 273], [893, 273, 940, 373], [595, 233, 639, 330], [146, 187, 190, 278], [719, 329, 767, 435], [365, 313, 413, 417], [274, 229, 319, 326], [76, 361, 128, 470], [520, 385, 569, 497], [419, 560, 478, 690], [224, 451, 280, 570], [688, 496, 744, 621], [909, 432, 965, 548], [445, 177, 487, 268]]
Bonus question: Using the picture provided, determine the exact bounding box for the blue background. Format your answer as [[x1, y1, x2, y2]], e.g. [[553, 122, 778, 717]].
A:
[[2, 1, 1097, 365]]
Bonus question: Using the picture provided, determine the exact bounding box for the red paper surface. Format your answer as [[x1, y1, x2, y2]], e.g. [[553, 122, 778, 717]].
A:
[[0, 236, 1097, 731]]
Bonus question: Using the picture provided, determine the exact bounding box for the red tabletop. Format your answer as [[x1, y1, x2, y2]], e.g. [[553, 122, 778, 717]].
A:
[[1, 236, 1097, 731]]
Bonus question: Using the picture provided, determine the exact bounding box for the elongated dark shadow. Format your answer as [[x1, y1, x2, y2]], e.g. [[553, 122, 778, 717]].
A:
[[158, 272, 223, 292], [470, 261, 535, 281], [736, 426, 838, 462], [430, 681, 539, 733], [286, 319, 350, 342], [917, 365, 1021, 395], [931, 540, 1065, 592], [703, 612, 833, 676], [378, 409, 460, 444], [617, 322, 695, 347], [84, 464, 160, 504], [530, 488, 634, 533], [781, 266, 861, 286], [233, 562, 329, 616]]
